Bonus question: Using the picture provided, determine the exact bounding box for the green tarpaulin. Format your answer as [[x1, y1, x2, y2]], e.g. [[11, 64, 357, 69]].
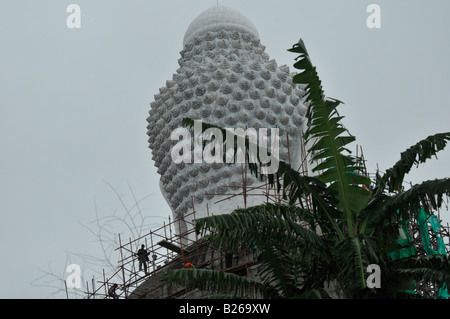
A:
[[389, 208, 448, 299]]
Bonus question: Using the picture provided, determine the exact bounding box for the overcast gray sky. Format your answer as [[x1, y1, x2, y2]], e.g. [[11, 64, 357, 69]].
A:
[[0, 0, 449, 298]]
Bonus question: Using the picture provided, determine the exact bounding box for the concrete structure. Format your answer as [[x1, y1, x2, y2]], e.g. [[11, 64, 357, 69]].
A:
[[147, 5, 308, 240]]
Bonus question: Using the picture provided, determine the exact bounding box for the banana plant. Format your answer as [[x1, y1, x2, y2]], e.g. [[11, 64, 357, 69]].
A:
[[289, 39, 372, 238]]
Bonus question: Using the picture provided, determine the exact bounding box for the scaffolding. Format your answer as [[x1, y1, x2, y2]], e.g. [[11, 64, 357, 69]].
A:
[[83, 138, 450, 299], [82, 200, 263, 299]]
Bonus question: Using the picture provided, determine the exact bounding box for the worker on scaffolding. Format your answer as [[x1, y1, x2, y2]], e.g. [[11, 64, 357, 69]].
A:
[[135, 244, 150, 275], [108, 283, 120, 299]]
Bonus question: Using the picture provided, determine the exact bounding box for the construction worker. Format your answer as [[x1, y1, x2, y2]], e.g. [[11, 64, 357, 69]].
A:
[[108, 283, 119, 299], [136, 244, 150, 274]]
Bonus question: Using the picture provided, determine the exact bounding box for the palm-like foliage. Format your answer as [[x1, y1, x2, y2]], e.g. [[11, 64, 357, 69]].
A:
[[164, 39, 450, 299]]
